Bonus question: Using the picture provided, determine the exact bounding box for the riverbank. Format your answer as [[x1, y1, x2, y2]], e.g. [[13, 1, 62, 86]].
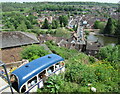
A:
[[90, 32, 118, 38]]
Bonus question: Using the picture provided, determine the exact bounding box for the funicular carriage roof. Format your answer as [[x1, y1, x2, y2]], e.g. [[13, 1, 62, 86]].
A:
[[11, 54, 64, 89]]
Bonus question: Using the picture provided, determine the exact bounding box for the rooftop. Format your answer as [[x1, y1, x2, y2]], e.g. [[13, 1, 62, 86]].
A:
[[0, 31, 39, 49]]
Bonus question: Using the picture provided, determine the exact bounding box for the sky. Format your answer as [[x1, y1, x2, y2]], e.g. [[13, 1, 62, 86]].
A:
[[0, 0, 120, 3]]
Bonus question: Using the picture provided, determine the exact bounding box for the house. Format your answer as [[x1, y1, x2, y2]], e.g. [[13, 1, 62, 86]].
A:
[[0, 31, 39, 63], [85, 41, 102, 56]]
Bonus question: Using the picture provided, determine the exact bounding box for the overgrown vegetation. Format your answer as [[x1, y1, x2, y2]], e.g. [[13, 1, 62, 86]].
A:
[[45, 41, 79, 59], [21, 45, 50, 61], [97, 45, 120, 69], [36, 42, 119, 92]]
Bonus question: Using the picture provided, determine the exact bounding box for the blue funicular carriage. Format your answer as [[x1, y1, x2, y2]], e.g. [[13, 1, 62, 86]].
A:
[[10, 54, 65, 93]]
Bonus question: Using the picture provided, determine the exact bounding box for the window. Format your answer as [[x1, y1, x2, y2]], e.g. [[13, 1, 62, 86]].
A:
[[27, 76, 37, 88], [10, 74, 19, 92], [38, 70, 46, 80], [21, 85, 26, 93], [55, 62, 64, 70], [47, 65, 54, 75], [10, 75, 16, 83], [55, 63, 60, 69]]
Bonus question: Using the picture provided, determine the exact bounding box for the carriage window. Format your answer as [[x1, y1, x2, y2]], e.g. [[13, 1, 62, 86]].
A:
[[55, 63, 60, 69], [47, 66, 54, 74], [38, 70, 46, 80], [27, 76, 37, 88], [55, 62, 64, 69], [10, 74, 19, 92], [60, 62, 64, 66], [21, 85, 26, 93], [10, 75, 17, 83]]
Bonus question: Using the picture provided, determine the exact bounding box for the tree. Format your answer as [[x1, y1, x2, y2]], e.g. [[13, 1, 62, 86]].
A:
[[115, 20, 120, 44], [103, 18, 114, 34], [94, 21, 106, 33], [94, 21, 100, 29], [59, 15, 68, 27], [42, 18, 49, 29], [62, 15, 68, 27], [25, 20, 33, 29], [52, 20, 56, 29], [17, 21, 27, 31], [59, 16, 63, 27], [52, 20, 59, 29], [54, 20, 59, 28]]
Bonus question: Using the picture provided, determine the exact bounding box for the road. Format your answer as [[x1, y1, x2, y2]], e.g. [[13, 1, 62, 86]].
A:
[[76, 17, 86, 44]]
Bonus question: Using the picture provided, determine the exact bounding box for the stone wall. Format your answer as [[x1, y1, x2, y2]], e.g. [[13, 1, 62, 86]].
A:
[[1, 47, 23, 63]]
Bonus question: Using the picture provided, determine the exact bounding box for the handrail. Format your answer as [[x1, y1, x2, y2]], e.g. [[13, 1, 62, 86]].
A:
[[0, 61, 14, 94], [0, 85, 10, 92]]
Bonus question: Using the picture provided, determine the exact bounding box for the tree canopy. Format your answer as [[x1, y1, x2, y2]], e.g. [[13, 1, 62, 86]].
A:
[[103, 18, 114, 34]]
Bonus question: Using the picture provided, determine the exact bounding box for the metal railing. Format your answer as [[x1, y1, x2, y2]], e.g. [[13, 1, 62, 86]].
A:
[[0, 61, 14, 94]]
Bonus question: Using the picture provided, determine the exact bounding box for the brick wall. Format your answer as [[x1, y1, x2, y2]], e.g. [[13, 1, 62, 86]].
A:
[[1, 47, 23, 63]]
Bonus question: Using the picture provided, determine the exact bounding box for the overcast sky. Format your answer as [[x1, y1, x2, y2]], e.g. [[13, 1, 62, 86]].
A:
[[0, 0, 120, 3]]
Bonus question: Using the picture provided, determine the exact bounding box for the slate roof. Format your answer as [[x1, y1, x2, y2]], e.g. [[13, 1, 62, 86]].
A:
[[0, 31, 39, 49], [86, 41, 100, 51]]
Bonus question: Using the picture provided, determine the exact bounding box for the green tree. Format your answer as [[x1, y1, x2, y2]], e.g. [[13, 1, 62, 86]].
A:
[[94, 21, 106, 33], [59, 15, 63, 27], [115, 20, 120, 44], [42, 18, 49, 29], [62, 15, 68, 27], [94, 21, 100, 29], [17, 21, 27, 31], [59, 15, 68, 27], [54, 20, 59, 28], [52, 20, 59, 29], [52, 20, 56, 29], [25, 20, 33, 29], [103, 18, 114, 34]]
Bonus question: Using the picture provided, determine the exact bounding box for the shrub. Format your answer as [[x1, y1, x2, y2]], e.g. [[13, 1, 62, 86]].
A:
[[97, 45, 119, 69], [45, 40, 79, 59], [21, 45, 50, 61]]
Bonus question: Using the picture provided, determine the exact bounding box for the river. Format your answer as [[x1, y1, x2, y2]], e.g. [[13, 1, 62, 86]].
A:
[[87, 32, 118, 46]]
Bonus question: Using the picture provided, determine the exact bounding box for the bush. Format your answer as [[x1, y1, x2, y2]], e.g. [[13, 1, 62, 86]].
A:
[[97, 45, 119, 69], [89, 56, 96, 64], [65, 54, 119, 92], [45, 41, 79, 59], [21, 45, 50, 61], [65, 60, 97, 85]]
